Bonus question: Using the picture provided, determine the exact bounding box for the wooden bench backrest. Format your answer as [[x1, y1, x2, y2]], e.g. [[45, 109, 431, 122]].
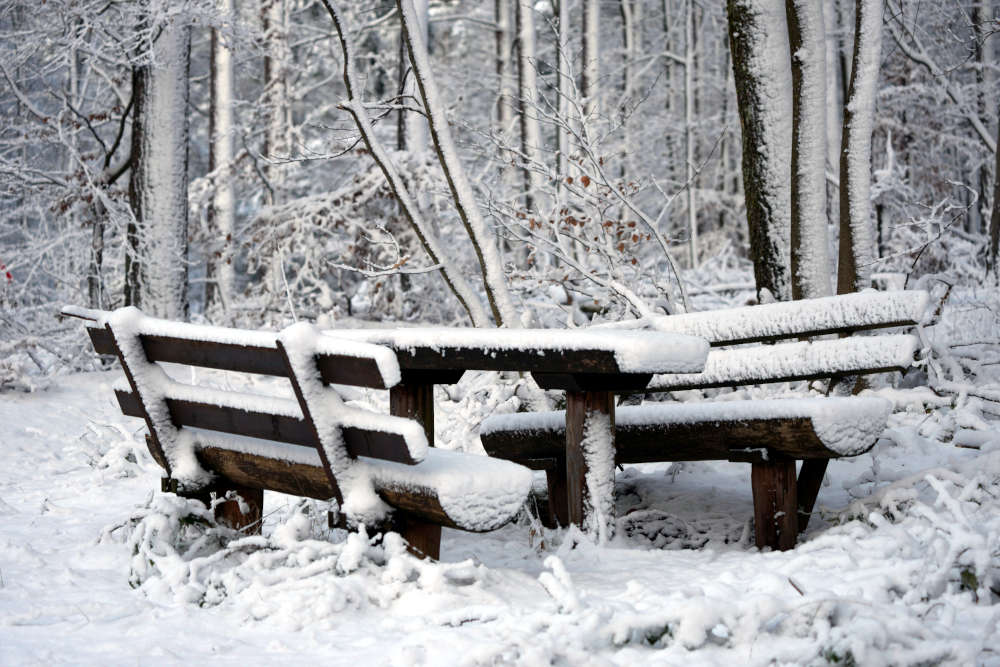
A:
[[65, 307, 427, 502]]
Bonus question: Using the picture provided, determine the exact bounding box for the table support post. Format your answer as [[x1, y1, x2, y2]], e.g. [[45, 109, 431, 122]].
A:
[[565, 390, 615, 541], [389, 380, 440, 559], [751, 458, 798, 551]]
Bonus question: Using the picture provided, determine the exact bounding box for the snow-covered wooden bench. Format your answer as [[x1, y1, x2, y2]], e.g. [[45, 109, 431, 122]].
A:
[[61, 306, 535, 559], [480, 290, 932, 551]]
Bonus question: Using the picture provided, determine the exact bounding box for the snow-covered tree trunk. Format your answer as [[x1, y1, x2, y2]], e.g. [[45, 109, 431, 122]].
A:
[[836, 0, 882, 295], [726, 0, 792, 302], [786, 0, 832, 299], [401, 0, 429, 153], [398, 0, 518, 327], [262, 0, 291, 204], [516, 0, 543, 214], [991, 111, 1000, 282], [126, 15, 192, 319], [209, 0, 236, 311], [582, 0, 600, 118], [685, 0, 698, 268], [495, 0, 515, 139], [556, 0, 571, 200]]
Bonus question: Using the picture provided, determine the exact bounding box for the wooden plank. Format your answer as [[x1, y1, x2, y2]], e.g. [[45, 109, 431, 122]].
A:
[[87, 326, 117, 356], [545, 455, 569, 528], [392, 516, 442, 560], [116, 389, 416, 463], [647, 364, 909, 392], [481, 416, 837, 463], [751, 458, 797, 551], [165, 476, 265, 533], [565, 390, 614, 536], [389, 346, 623, 374], [532, 372, 653, 392], [796, 459, 829, 533]]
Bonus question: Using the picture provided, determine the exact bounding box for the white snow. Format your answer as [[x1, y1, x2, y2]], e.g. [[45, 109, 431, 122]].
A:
[[324, 327, 710, 374], [3, 370, 999, 663]]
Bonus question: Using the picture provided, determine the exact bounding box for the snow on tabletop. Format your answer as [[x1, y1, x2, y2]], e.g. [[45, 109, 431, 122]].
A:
[[360, 448, 532, 532], [324, 327, 709, 374], [481, 396, 892, 457], [650, 333, 920, 390], [645, 289, 930, 344]]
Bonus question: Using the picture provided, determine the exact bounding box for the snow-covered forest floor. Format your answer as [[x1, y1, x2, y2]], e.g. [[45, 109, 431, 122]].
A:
[[3, 284, 1000, 666]]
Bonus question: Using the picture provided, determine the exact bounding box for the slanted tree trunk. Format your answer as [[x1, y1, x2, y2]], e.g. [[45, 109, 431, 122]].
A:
[[208, 0, 236, 311], [398, 0, 518, 326], [399, 0, 429, 152], [726, 0, 792, 302], [786, 0, 832, 299], [837, 0, 882, 295], [126, 16, 192, 319]]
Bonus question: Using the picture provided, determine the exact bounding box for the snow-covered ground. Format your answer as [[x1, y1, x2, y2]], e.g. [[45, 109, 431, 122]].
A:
[[3, 362, 999, 665]]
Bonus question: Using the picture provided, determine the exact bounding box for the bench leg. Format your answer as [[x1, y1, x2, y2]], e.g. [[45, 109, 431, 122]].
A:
[[394, 515, 441, 560], [751, 459, 797, 551], [165, 478, 264, 534], [796, 459, 829, 533], [544, 456, 569, 528], [566, 390, 615, 540], [389, 381, 435, 440]]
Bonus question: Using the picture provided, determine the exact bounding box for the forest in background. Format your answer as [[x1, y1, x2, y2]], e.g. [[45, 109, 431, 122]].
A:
[[1, 0, 998, 390]]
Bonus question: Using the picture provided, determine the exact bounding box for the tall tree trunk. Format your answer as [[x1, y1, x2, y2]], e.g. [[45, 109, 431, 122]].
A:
[[209, 0, 236, 311], [262, 0, 291, 204], [726, 0, 793, 302], [991, 108, 1000, 281], [685, 0, 698, 268], [786, 0, 832, 299], [126, 17, 192, 319], [496, 0, 515, 138], [400, 0, 429, 152], [582, 0, 600, 118], [837, 0, 882, 295], [556, 0, 571, 196], [517, 0, 543, 214]]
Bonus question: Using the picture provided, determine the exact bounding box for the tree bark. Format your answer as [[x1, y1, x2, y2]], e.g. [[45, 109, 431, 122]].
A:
[[516, 0, 543, 214], [582, 0, 600, 117], [837, 0, 882, 295], [208, 0, 236, 311], [786, 0, 832, 299], [726, 0, 793, 301], [262, 0, 291, 205], [126, 15, 192, 319]]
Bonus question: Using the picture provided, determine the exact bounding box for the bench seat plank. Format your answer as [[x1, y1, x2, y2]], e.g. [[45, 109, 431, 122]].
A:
[[183, 429, 532, 532], [480, 397, 892, 463], [647, 334, 919, 392]]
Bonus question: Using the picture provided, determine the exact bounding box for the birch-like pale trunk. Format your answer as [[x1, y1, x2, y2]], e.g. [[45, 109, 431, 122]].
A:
[[402, 0, 429, 152], [209, 0, 236, 310], [398, 0, 518, 327], [685, 0, 698, 268], [582, 0, 600, 118], [556, 0, 571, 197], [126, 18, 192, 319], [319, 0, 491, 327], [516, 0, 543, 214], [262, 0, 291, 204], [837, 0, 882, 295], [496, 0, 515, 137], [786, 0, 832, 299], [726, 0, 792, 301]]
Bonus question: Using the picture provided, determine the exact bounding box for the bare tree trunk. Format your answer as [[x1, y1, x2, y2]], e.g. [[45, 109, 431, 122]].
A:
[[556, 0, 571, 194], [685, 0, 698, 268], [582, 0, 600, 118], [262, 0, 291, 204], [991, 107, 1000, 281], [837, 0, 882, 295], [126, 18, 192, 319], [398, 0, 518, 326], [516, 0, 543, 214], [208, 0, 236, 311], [786, 0, 832, 299], [400, 0, 429, 152], [726, 0, 793, 301]]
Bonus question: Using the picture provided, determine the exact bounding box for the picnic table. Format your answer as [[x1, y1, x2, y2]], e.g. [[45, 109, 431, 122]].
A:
[[324, 327, 710, 538]]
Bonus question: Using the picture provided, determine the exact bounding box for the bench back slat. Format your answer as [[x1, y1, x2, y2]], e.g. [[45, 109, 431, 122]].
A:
[[86, 323, 393, 389], [647, 290, 929, 346], [115, 388, 417, 463]]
